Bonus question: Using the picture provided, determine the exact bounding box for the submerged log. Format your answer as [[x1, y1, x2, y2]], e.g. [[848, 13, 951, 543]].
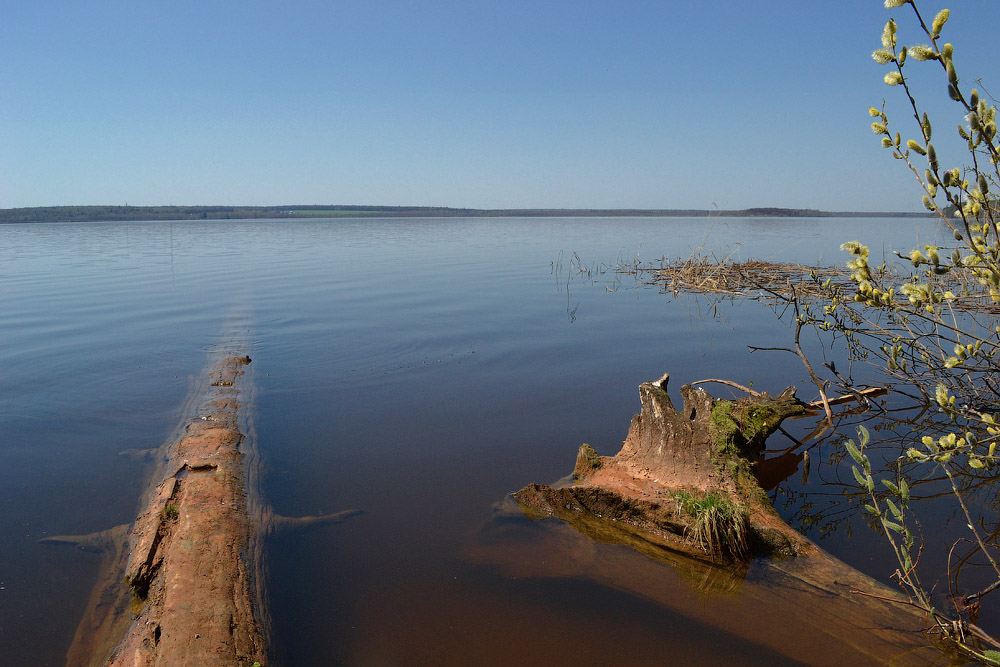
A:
[[505, 372, 934, 663], [42, 351, 360, 666]]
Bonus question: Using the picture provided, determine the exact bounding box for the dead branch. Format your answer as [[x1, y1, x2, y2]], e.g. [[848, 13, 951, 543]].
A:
[[689, 378, 762, 397]]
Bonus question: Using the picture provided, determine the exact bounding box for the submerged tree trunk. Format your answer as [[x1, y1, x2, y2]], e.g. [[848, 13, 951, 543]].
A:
[[43, 351, 359, 666]]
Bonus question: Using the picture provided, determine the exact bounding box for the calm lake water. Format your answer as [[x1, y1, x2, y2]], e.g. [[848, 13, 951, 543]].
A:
[[0, 216, 961, 665]]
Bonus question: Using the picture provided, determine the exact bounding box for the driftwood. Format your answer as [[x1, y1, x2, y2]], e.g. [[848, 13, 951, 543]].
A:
[[42, 350, 360, 666], [503, 373, 935, 664]]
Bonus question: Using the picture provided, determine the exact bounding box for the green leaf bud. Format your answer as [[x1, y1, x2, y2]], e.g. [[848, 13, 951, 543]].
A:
[[927, 142, 938, 170], [949, 83, 961, 101], [936, 384, 950, 407], [872, 49, 895, 65], [886, 498, 903, 520], [979, 174, 989, 194], [883, 519, 903, 534], [840, 240, 866, 255], [851, 465, 867, 488], [971, 89, 980, 108], [931, 9, 949, 37], [885, 72, 904, 86], [921, 112, 932, 140], [898, 46, 907, 65], [881, 18, 898, 48], [846, 440, 864, 464], [947, 60, 958, 85], [959, 124, 970, 140]]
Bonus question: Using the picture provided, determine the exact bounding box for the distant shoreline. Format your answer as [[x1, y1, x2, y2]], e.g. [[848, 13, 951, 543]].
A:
[[0, 204, 931, 224]]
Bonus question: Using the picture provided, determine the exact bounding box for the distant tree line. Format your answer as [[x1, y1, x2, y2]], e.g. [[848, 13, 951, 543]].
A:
[[0, 204, 931, 224]]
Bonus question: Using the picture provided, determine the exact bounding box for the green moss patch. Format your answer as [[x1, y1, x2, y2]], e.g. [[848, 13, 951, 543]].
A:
[[574, 443, 603, 481]]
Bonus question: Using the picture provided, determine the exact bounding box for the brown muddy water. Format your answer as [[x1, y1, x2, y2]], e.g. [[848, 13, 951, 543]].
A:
[[0, 216, 976, 665]]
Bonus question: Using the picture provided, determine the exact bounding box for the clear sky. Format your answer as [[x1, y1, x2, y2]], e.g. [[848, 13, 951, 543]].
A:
[[2, 1, 998, 211]]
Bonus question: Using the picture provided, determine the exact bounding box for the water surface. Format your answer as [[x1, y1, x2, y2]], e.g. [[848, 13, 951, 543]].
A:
[[0, 216, 955, 664]]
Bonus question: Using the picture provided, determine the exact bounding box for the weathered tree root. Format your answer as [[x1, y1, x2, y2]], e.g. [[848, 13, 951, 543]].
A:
[[43, 353, 360, 666], [515, 373, 812, 561]]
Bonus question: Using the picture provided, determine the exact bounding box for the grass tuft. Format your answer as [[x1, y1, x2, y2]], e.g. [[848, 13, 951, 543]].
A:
[[672, 491, 750, 560]]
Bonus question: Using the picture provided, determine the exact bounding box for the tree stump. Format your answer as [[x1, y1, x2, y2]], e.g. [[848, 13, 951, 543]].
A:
[[515, 372, 813, 560], [480, 373, 934, 662]]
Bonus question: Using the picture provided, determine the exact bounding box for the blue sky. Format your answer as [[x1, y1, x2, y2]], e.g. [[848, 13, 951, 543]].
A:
[[2, 1, 998, 211]]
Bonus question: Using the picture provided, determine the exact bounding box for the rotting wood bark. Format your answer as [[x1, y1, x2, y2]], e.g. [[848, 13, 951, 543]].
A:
[[42, 352, 360, 667]]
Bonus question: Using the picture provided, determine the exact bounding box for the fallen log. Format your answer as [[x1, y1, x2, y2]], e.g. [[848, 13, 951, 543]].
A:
[[499, 372, 936, 664], [43, 350, 360, 666]]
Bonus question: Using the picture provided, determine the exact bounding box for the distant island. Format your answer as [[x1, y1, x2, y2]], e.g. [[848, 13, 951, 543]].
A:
[[0, 205, 931, 224]]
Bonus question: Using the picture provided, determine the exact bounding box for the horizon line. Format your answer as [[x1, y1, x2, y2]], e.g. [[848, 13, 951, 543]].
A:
[[0, 203, 929, 220]]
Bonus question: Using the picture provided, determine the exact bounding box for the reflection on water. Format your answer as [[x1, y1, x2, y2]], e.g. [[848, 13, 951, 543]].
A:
[[0, 216, 955, 665], [463, 500, 938, 666]]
